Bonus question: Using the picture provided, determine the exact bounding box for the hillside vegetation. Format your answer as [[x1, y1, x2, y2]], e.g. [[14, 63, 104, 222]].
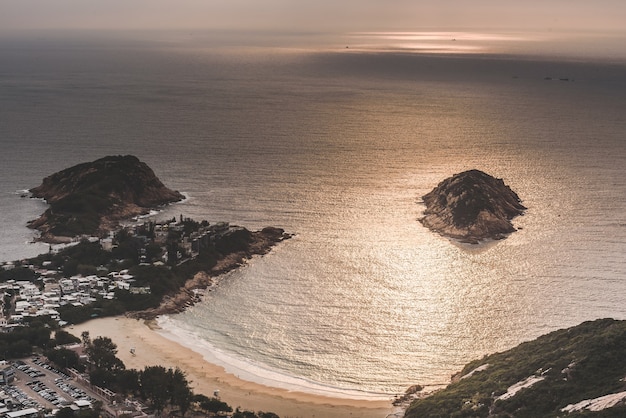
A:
[[405, 318, 626, 418]]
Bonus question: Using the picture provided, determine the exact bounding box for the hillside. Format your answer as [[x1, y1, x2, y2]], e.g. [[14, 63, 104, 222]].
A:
[[28, 155, 184, 241], [404, 318, 626, 417], [420, 169, 526, 243]]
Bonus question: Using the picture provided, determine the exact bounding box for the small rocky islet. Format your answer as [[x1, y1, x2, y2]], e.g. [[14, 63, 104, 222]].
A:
[[419, 169, 526, 243]]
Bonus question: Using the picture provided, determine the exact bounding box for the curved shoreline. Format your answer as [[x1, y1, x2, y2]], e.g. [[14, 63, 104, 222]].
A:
[[156, 315, 395, 402], [68, 316, 398, 418]]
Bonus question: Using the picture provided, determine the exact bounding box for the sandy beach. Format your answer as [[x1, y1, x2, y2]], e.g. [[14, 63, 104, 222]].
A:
[[68, 316, 399, 418]]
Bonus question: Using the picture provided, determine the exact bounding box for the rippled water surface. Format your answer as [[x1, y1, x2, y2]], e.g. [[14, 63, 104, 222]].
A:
[[1, 31, 625, 397]]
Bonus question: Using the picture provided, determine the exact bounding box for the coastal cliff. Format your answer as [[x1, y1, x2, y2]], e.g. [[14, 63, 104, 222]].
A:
[[28, 155, 184, 242], [419, 170, 526, 243]]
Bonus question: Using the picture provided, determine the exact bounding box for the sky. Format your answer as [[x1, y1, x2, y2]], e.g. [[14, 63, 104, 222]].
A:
[[1, 0, 626, 33]]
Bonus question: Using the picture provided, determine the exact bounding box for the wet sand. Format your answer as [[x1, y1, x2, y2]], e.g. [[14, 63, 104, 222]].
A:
[[69, 316, 398, 418]]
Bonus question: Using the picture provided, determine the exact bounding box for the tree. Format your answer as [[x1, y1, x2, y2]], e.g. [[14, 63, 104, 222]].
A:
[[81, 331, 91, 347], [170, 367, 193, 416], [77, 263, 98, 276], [20, 323, 52, 348], [56, 407, 75, 418], [63, 258, 79, 277], [89, 368, 116, 388], [6, 339, 31, 358], [86, 336, 125, 371], [115, 369, 141, 396], [45, 347, 81, 371], [140, 365, 170, 414], [193, 394, 232, 414], [145, 242, 163, 262], [54, 329, 81, 346], [91, 400, 103, 415]]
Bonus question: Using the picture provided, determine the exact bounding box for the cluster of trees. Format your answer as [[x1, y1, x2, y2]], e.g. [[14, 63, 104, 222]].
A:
[[0, 265, 38, 282], [0, 323, 50, 359], [28, 239, 114, 277], [49, 232, 219, 324], [42, 329, 83, 371], [77, 331, 239, 417], [0, 318, 80, 360], [57, 298, 126, 325]]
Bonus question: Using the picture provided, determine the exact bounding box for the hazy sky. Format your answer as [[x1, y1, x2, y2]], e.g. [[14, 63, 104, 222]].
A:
[[2, 0, 625, 33]]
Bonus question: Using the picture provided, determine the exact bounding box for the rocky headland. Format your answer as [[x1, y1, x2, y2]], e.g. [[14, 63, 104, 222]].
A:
[[419, 169, 526, 243], [130, 226, 291, 320], [28, 155, 184, 242], [403, 318, 626, 417]]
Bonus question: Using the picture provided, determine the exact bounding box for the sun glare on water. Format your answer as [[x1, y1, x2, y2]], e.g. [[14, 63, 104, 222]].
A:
[[346, 31, 534, 54]]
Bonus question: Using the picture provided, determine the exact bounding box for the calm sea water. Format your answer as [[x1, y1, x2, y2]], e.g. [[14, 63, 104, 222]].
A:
[[1, 30, 625, 397]]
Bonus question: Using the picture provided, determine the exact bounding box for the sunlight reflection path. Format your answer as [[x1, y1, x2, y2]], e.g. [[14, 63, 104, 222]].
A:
[[347, 31, 534, 54]]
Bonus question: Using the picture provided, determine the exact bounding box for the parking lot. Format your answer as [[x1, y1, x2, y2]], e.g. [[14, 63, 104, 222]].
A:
[[10, 357, 98, 412]]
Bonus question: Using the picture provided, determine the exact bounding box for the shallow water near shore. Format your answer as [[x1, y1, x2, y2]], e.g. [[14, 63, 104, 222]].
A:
[[1, 30, 626, 398], [157, 315, 393, 401]]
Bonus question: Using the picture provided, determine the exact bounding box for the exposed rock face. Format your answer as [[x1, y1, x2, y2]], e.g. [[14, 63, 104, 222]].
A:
[[419, 169, 526, 243], [29, 155, 184, 241]]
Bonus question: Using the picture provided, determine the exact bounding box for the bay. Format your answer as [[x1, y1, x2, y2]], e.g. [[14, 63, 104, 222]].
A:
[[1, 30, 625, 396]]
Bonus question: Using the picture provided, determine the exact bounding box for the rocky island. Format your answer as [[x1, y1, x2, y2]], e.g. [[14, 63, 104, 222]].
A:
[[419, 169, 526, 243], [28, 155, 185, 242]]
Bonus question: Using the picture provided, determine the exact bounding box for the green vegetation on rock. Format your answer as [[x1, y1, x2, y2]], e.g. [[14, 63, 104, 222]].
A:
[[404, 318, 626, 418]]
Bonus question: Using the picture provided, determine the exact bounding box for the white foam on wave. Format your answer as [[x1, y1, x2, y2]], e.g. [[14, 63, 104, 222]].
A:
[[156, 315, 393, 401]]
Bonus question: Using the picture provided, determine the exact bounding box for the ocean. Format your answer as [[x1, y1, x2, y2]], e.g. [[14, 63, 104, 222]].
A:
[[1, 29, 625, 398]]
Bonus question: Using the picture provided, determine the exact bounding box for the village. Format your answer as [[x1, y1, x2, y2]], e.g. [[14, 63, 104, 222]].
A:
[[0, 217, 241, 330], [0, 217, 258, 418]]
